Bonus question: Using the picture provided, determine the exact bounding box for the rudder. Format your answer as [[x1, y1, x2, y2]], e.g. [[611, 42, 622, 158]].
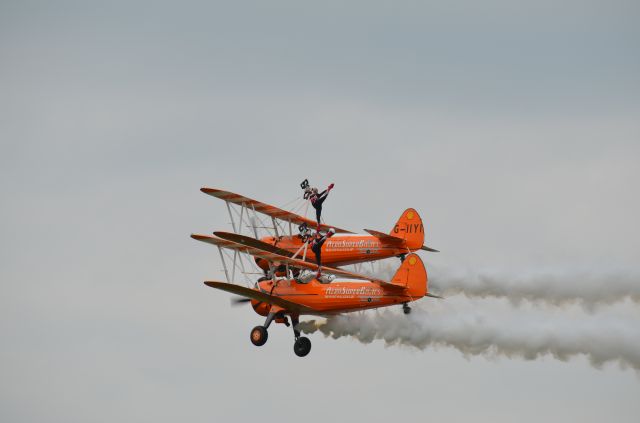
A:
[[390, 208, 425, 250], [390, 253, 427, 298]]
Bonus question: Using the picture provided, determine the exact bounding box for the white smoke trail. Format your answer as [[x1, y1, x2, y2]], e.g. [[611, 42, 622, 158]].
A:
[[431, 266, 640, 308], [298, 304, 640, 371], [362, 260, 640, 307]]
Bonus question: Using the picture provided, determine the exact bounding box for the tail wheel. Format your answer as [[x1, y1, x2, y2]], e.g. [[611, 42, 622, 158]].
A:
[[293, 337, 312, 357], [250, 326, 268, 346], [403, 303, 411, 314]]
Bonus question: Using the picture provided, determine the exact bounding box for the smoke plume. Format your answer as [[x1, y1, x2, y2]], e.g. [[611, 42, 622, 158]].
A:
[[431, 266, 640, 307], [298, 305, 640, 371], [364, 261, 640, 307]]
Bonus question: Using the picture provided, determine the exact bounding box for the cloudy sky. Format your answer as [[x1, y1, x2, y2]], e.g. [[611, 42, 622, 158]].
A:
[[1, 1, 639, 422]]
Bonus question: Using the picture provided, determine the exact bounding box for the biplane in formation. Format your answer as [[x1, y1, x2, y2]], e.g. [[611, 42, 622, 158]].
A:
[[191, 182, 440, 357]]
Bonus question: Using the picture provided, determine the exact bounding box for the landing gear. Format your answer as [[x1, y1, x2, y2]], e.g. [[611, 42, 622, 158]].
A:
[[402, 303, 412, 315], [294, 337, 312, 357], [249, 312, 313, 356], [250, 326, 268, 346], [291, 315, 312, 357], [398, 254, 406, 263], [250, 312, 276, 347]]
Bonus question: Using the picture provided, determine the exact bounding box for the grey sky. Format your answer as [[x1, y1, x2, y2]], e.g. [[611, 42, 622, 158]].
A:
[[1, 1, 639, 422]]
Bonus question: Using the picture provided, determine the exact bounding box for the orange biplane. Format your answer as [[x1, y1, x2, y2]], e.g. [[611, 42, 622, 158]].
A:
[[200, 187, 438, 269], [192, 185, 440, 357]]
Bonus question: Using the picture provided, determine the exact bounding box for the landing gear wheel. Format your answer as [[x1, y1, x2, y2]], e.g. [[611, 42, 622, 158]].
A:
[[293, 337, 312, 357], [250, 326, 268, 346], [403, 303, 411, 315]]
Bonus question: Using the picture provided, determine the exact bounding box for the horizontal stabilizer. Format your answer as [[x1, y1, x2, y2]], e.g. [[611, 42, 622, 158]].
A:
[[364, 229, 405, 245], [420, 245, 440, 253]]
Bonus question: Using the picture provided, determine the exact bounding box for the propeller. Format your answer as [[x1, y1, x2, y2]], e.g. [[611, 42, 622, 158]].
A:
[[230, 296, 251, 307]]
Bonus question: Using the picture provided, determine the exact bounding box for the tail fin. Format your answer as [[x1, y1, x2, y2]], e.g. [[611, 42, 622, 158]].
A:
[[391, 208, 425, 250], [390, 253, 427, 298]]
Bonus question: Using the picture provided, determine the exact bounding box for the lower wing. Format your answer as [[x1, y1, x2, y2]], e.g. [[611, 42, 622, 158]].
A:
[[204, 281, 318, 313]]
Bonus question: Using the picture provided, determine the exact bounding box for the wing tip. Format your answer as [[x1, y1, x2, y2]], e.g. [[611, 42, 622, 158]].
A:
[[200, 187, 219, 194], [192, 233, 220, 244]]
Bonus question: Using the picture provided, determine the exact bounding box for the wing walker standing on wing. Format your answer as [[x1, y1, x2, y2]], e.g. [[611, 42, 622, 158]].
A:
[[311, 227, 336, 279], [191, 179, 441, 357], [302, 178, 334, 228]]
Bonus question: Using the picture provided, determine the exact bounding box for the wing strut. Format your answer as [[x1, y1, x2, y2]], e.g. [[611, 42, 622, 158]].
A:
[[238, 202, 246, 236], [225, 201, 237, 233], [250, 204, 259, 238], [217, 246, 230, 282]]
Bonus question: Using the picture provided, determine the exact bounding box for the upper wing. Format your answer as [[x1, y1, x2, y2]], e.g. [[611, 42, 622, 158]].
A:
[[200, 187, 353, 233], [204, 281, 318, 313], [191, 233, 402, 290]]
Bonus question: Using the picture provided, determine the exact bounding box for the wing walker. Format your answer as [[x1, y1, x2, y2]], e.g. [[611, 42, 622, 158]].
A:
[[191, 180, 440, 357]]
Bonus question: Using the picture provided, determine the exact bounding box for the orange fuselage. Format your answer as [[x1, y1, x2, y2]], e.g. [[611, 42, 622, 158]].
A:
[[250, 278, 418, 317], [260, 235, 412, 267]]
